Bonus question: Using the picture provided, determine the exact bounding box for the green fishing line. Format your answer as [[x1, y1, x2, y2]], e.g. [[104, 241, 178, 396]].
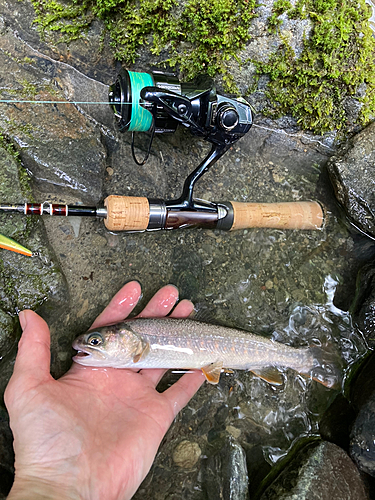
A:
[[128, 71, 154, 132]]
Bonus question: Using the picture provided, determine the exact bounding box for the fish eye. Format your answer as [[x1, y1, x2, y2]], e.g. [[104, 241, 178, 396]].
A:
[[87, 333, 103, 347]]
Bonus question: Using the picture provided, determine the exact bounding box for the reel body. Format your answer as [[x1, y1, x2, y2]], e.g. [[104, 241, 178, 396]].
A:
[[109, 68, 252, 149], [108, 68, 253, 211]]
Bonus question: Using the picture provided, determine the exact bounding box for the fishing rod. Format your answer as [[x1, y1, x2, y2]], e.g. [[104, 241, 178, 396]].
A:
[[0, 198, 324, 232], [0, 69, 325, 256]]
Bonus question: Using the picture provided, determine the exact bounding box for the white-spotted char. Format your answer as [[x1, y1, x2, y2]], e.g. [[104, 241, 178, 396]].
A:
[[72, 318, 341, 388]]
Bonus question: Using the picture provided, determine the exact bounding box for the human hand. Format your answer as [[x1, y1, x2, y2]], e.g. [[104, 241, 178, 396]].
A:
[[4, 281, 205, 500]]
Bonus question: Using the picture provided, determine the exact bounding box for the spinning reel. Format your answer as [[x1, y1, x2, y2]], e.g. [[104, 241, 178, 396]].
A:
[[108, 69, 253, 211]]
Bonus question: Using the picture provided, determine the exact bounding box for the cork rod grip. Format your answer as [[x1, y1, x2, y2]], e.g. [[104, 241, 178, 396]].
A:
[[104, 195, 150, 231], [229, 201, 324, 230]]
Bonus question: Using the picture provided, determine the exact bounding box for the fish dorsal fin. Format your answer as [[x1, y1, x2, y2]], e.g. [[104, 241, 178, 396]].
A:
[[132, 340, 150, 363], [201, 361, 223, 384], [190, 307, 224, 326], [250, 367, 284, 386]]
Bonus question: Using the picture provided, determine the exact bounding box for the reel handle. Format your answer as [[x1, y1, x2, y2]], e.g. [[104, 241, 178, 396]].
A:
[[103, 196, 324, 232]]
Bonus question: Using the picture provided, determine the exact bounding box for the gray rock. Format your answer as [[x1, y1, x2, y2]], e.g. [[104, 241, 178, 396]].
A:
[[0, 21, 108, 204], [0, 145, 67, 380], [351, 264, 375, 347], [205, 437, 249, 500], [0, 0, 117, 85], [350, 389, 375, 477], [327, 122, 375, 238], [260, 441, 369, 500]]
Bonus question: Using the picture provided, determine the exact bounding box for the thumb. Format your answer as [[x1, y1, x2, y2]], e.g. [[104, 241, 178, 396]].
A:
[[13, 309, 52, 382]]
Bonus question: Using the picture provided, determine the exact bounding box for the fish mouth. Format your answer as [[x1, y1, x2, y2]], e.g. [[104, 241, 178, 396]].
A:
[[74, 350, 90, 358], [72, 350, 92, 363]]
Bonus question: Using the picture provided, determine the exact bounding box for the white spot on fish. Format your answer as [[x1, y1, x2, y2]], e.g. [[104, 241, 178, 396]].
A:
[[151, 344, 194, 355]]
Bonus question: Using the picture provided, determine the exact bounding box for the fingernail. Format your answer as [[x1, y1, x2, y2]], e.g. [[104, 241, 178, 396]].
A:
[[18, 310, 27, 330]]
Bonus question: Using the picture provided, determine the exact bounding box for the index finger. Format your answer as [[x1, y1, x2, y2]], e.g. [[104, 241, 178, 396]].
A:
[[137, 285, 179, 318], [91, 281, 141, 329]]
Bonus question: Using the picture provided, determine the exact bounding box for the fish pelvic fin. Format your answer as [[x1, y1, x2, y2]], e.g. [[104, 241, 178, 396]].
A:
[[250, 367, 284, 386], [201, 361, 223, 384], [132, 340, 150, 363], [306, 345, 343, 390]]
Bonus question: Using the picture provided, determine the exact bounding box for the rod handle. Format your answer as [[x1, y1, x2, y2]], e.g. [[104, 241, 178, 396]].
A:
[[226, 201, 324, 230], [104, 195, 149, 231]]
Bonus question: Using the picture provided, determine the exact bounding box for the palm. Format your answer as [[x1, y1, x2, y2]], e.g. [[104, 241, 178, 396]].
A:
[[5, 282, 204, 500]]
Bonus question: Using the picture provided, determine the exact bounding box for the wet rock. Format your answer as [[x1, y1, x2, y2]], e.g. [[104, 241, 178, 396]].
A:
[[170, 247, 206, 302], [0, 23, 108, 204], [0, 145, 67, 380], [226, 0, 312, 96], [246, 444, 272, 499], [319, 393, 356, 451], [327, 122, 375, 238], [260, 441, 369, 500], [351, 264, 375, 347], [0, 0, 117, 85], [0, 309, 19, 362], [350, 389, 375, 477], [172, 440, 201, 469], [0, 408, 14, 498], [0, 147, 66, 308], [205, 437, 249, 500], [349, 351, 375, 411]]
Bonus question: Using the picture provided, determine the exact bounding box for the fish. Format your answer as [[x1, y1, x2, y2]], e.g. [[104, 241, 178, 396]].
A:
[[72, 317, 341, 388]]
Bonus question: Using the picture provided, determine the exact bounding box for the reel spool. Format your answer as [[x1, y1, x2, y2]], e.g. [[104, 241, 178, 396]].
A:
[[109, 69, 185, 134]]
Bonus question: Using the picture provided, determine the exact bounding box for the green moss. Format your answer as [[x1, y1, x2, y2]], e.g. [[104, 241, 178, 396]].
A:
[[255, 0, 375, 134], [28, 0, 257, 88], [268, 0, 292, 32], [4, 118, 34, 138], [27, 0, 375, 133], [0, 132, 20, 161], [17, 166, 34, 201], [19, 79, 39, 98], [0, 130, 34, 200], [161, 0, 257, 87]]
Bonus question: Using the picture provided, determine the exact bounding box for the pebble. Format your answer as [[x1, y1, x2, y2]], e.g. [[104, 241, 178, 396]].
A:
[[265, 280, 274, 290], [226, 425, 241, 439], [172, 440, 201, 469]]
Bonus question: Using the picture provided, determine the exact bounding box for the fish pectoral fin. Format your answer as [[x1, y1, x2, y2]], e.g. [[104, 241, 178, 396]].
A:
[[250, 367, 284, 386], [132, 341, 150, 363], [201, 361, 223, 384]]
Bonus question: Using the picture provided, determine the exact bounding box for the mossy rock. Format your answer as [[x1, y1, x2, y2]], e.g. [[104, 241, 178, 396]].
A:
[[26, 0, 375, 134], [0, 144, 66, 312]]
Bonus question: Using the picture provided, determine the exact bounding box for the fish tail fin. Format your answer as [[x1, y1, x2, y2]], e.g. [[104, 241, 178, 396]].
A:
[[307, 345, 343, 390]]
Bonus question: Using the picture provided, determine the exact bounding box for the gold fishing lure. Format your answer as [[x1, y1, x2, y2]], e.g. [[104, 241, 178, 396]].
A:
[[0, 233, 32, 257]]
